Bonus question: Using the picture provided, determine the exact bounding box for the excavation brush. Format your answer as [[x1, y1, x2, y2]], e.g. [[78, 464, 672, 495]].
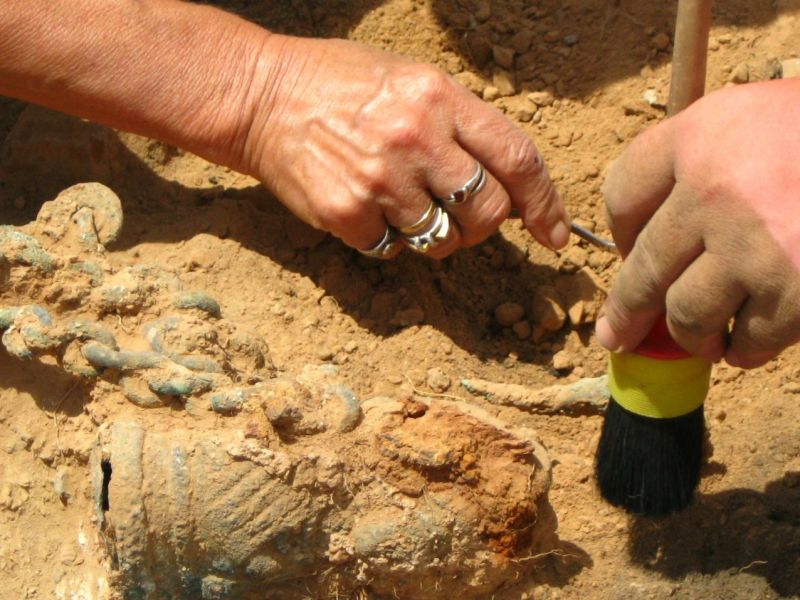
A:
[[594, 0, 714, 517]]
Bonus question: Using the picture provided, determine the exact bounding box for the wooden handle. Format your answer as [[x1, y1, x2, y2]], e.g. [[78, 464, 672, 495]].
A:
[[667, 0, 713, 116]]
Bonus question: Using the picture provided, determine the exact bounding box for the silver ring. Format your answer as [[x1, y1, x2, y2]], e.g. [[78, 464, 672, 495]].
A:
[[442, 161, 487, 207], [402, 204, 452, 254], [359, 227, 400, 259], [399, 201, 438, 236]]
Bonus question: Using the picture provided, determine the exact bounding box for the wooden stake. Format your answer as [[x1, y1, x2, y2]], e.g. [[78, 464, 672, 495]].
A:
[[667, 0, 713, 116]]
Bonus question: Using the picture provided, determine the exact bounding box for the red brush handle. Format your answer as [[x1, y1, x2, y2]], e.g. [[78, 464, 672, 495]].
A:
[[634, 315, 691, 360]]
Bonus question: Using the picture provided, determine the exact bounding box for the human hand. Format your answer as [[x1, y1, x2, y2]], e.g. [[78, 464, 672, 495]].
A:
[[595, 79, 800, 368], [237, 36, 570, 258]]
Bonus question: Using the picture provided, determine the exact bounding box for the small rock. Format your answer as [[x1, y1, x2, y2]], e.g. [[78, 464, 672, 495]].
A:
[[406, 369, 426, 387], [531, 286, 567, 333], [426, 368, 452, 393], [466, 34, 493, 67], [504, 245, 528, 269], [512, 320, 532, 340], [643, 88, 665, 108], [495, 302, 525, 327], [557, 267, 607, 326], [483, 85, 501, 101], [492, 45, 515, 69], [563, 34, 579, 46], [510, 29, 534, 54], [13, 196, 26, 210], [544, 30, 561, 43], [474, 0, 491, 21], [492, 69, 516, 96], [552, 350, 574, 371], [729, 62, 749, 83], [652, 32, 671, 50], [781, 58, 800, 79], [53, 468, 73, 504], [318, 345, 338, 361], [527, 89, 555, 107], [386, 374, 403, 385], [453, 71, 485, 95], [784, 381, 800, 394], [588, 250, 616, 270], [558, 245, 589, 273], [508, 99, 536, 123]]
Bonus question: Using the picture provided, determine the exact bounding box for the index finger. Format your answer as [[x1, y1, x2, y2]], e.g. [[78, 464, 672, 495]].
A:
[[454, 96, 570, 249], [596, 184, 703, 352]]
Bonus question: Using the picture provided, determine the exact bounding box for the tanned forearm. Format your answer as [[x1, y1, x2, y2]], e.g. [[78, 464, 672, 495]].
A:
[[0, 0, 283, 171]]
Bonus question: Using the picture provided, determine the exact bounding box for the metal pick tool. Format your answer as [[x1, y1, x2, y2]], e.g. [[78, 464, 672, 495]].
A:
[[570, 223, 618, 254]]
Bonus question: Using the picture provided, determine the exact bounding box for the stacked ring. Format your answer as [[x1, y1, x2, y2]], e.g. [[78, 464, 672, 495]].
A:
[[401, 204, 452, 254], [358, 227, 400, 259]]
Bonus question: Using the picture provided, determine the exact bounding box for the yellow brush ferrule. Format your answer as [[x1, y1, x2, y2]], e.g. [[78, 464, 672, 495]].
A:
[[607, 352, 712, 419]]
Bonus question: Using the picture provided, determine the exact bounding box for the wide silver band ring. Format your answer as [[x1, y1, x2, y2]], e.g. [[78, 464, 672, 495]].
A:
[[442, 161, 487, 207], [401, 204, 452, 254], [359, 227, 400, 259]]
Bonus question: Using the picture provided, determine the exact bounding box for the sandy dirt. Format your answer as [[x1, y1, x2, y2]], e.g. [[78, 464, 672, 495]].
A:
[[1, 0, 799, 598]]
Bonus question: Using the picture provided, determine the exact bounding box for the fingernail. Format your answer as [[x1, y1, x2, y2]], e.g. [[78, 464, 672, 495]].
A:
[[595, 316, 624, 353], [548, 220, 570, 249]]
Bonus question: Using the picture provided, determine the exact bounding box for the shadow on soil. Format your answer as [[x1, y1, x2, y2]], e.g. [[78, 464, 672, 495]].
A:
[[0, 108, 574, 368], [628, 474, 800, 597]]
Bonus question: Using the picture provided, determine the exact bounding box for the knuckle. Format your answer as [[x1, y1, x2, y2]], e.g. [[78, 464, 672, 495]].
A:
[[665, 289, 706, 337], [317, 197, 363, 233], [356, 157, 391, 196], [383, 111, 425, 149], [411, 66, 449, 105], [503, 136, 544, 179]]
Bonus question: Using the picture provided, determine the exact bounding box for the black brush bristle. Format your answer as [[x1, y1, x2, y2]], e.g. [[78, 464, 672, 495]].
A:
[[595, 396, 705, 517]]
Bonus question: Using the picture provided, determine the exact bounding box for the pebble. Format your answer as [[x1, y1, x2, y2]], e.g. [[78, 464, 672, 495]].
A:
[[558, 245, 589, 273], [426, 367, 452, 393], [557, 267, 607, 326], [504, 245, 528, 269], [783, 381, 800, 394], [781, 57, 800, 79], [13, 196, 26, 210], [531, 286, 567, 332], [343, 341, 358, 354], [492, 69, 516, 96], [53, 468, 73, 504], [528, 89, 555, 107], [474, 0, 491, 22], [512, 320, 532, 340], [386, 374, 403, 385], [466, 34, 493, 67], [729, 62, 750, 83], [652, 32, 671, 50], [406, 369, 426, 387], [587, 250, 616, 270], [453, 71, 485, 95], [492, 45, 515, 69], [510, 29, 534, 54], [482, 85, 501, 101], [495, 302, 525, 327], [563, 34, 579, 46]]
